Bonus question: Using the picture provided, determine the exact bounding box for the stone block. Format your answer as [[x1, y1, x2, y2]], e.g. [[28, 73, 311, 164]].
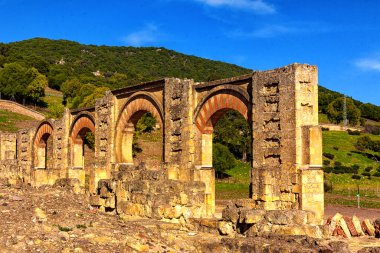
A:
[[239, 209, 266, 224], [362, 219, 375, 236]]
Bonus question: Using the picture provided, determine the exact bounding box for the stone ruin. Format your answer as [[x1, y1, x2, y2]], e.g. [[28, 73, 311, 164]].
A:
[[0, 63, 325, 237]]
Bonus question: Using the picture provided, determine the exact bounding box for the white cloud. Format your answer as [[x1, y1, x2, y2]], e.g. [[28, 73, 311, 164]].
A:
[[194, 0, 275, 14], [355, 58, 380, 71], [250, 25, 297, 38], [122, 24, 159, 46], [229, 25, 298, 38]]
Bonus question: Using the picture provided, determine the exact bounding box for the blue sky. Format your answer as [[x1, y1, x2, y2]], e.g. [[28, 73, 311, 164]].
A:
[[1, 0, 379, 105]]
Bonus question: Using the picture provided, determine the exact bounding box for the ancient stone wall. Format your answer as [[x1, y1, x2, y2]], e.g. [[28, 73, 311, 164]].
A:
[[0, 63, 323, 223]]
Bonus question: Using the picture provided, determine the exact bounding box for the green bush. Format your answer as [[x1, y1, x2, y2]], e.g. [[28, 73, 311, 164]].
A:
[[334, 161, 342, 166], [362, 172, 371, 177], [212, 143, 236, 173], [333, 146, 339, 150], [324, 166, 333, 173], [323, 153, 335, 160], [365, 166, 373, 172], [323, 160, 330, 166], [321, 127, 330, 131], [373, 172, 380, 177], [351, 174, 361, 180], [324, 180, 332, 192]]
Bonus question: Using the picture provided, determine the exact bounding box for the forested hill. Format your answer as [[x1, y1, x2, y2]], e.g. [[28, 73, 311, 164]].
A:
[[0, 37, 250, 89], [0, 37, 379, 122]]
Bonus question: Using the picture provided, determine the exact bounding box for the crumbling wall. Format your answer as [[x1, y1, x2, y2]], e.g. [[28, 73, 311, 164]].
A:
[[90, 165, 206, 223]]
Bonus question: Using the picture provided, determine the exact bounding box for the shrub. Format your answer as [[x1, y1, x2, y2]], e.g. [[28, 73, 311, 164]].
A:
[[351, 165, 360, 174], [323, 153, 335, 160], [324, 180, 332, 192], [333, 146, 339, 150], [324, 167, 333, 173], [347, 129, 361, 135], [351, 174, 361, 180], [365, 166, 373, 172], [362, 172, 371, 177], [321, 127, 330, 131], [334, 161, 342, 166], [213, 143, 236, 173], [323, 160, 330, 166], [373, 172, 380, 177]]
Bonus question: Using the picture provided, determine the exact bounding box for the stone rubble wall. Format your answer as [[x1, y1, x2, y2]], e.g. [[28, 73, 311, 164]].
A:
[[89, 164, 206, 223]]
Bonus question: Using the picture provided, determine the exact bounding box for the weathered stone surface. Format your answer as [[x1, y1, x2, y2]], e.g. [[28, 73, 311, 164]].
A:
[[362, 219, 376, 236]]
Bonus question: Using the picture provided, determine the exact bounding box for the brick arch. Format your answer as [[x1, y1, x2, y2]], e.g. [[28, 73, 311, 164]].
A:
[[115, 93, 164, 164], [194, 91, 249, 133], [70, 113, 95, 141], [34, 121, 54, 147], [116, 93, 164, 131]]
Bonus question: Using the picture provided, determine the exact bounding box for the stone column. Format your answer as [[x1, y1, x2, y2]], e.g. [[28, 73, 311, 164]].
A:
[[121, 123, 134, 164]]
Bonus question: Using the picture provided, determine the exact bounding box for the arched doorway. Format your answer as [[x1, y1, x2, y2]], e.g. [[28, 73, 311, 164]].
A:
[[33, 122, 54, 169], [69, 114, 95, 190], [115, 94, 164, 167], [194, 90, 250, 215]]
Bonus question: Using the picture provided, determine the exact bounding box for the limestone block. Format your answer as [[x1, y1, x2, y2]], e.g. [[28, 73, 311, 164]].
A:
[[105, 195, 115, 209], [222, 205, 240, 224], [352, 215, 365, 236], [89, 195, 105, 207], [239, 209, 266, 224], [265, 210, 307, 226], [362, 219, 375, 236], [217, 221, 235, 236], [343, 216, 358, 237]]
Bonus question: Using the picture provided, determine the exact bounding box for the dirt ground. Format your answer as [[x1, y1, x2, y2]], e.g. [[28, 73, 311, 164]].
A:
[[0, 184, 379, 253]]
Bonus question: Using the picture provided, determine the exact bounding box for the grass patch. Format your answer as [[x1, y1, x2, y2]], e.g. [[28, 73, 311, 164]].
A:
[[216, 161, 250, 200], [0, 109, 36, 132], [76, 224, 87, 229], [216, 182, 249, 200], [53, 224, 73, 232]]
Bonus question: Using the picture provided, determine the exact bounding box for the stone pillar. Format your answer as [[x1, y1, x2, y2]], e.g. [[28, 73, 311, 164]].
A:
[[198, 168, 215, 216], [37, 144, 46, 168], [121, 123, 134, 164], [201, 133, 213, 168], [72, 139, 84, 168], [164, 78, 194, 181]]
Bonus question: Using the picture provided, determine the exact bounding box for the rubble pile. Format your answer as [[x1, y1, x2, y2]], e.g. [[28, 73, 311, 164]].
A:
[[327, 213, 380, 238]]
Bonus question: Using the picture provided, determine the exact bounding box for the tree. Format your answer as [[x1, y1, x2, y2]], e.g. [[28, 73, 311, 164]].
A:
[[25, 68, 48, 103], [326, 97, 361, 126], [213, 143, 236, 174], [78, 86, 109, 108], [213, 110, 251, 161], [0, 63, 47, 103]]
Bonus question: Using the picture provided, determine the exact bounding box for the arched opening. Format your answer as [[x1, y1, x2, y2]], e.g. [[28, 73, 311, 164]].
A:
[[194, 91, 250, 216], [115, 95, 164, 168], [72, 127, 95, 170], [33, 122, 54, 169], [132, 112, 163, 169], [35, 133, 53, 169], [69, 114, 95, 191]]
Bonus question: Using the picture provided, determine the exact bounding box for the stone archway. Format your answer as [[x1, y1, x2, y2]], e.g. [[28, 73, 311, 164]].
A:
[[70, 114, 95, 169], [194, 90, 250, 215], [69, 113, 96, 190], [33, 121, 54, 169], [115, 93, 164, 165]]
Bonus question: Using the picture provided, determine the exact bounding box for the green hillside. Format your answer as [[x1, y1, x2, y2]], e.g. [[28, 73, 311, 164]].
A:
[[1, 38, 251, 90]]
